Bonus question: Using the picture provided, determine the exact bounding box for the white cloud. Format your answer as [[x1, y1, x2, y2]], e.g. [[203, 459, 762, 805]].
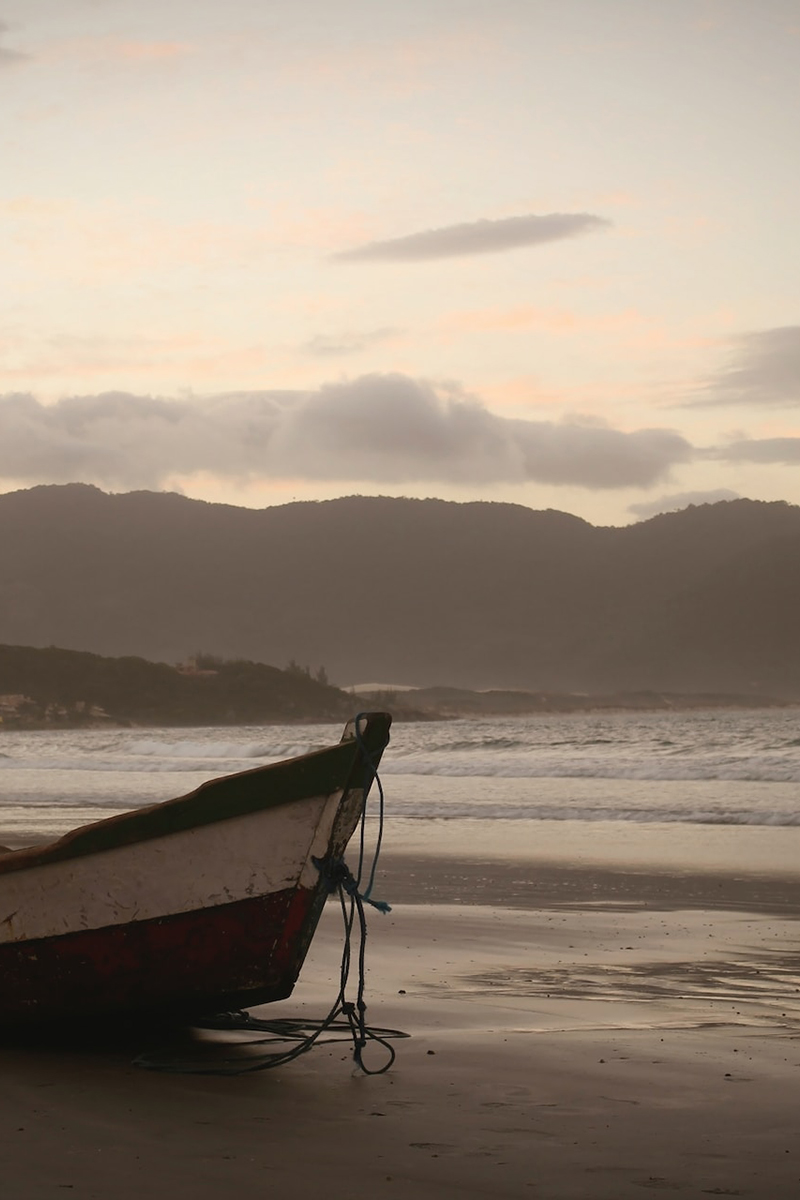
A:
[[692, 327, 800, 407], [331, 213, 611, 263], [0, 375, 692, 491], [301, 327, 401, 357], [711, 437, 800, 464]]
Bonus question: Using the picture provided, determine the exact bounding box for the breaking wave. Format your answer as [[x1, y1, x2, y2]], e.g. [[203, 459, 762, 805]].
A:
[[125, 737, 317, 761], [387, 800, 800, 826], [380, 753, 800, 784], [1, 709, 799, 829]]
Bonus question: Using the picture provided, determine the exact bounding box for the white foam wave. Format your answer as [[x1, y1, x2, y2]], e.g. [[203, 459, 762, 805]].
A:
[[2, 746, 799, 783], [381, 753, 800, 784], [0, 739, 322, 774], [126, 738, 315, 760], [2, 712, 799, 832], [386, 801, 800, 826], [0, 756, 247, 774], [4, 798, 798, 827]]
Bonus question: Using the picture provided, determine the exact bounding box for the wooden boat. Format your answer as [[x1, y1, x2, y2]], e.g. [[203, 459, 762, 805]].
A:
[[0, 713, 391, 1027]]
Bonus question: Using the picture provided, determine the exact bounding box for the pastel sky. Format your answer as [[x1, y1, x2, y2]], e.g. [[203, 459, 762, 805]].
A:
[[1, 0, 799, 525]]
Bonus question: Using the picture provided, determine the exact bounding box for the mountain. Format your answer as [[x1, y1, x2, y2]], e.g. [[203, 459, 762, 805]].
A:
[[0, 484, 798, 698]]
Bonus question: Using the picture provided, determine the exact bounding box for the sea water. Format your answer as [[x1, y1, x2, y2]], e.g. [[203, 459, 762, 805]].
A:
[[1, 709, 799, 872]]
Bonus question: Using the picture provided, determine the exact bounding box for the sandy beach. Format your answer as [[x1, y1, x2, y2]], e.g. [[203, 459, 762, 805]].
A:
[[2, 835, 799, 1200]]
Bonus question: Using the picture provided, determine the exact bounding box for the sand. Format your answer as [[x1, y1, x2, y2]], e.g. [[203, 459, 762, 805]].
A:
[[2, 847, 800, 1199]]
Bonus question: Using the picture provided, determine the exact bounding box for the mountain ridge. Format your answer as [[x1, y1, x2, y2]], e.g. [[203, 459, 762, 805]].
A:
[[1, 485, 798, 697]]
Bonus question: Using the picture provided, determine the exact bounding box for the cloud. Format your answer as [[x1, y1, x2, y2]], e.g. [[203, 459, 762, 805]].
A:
[[0, 376, 692, 492], [0, 47, 24, 68], [301, 328, 401, 357], [692, 326, 800, 407], [0, 20, 28, 68], [628, 489, 740, 520], [331, 213, 612, 263], [711, 437, 800, 465]]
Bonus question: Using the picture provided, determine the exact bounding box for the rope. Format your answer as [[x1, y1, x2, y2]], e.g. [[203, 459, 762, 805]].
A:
[[350, 710, 391, 912], [135, 714, 407, 1076]]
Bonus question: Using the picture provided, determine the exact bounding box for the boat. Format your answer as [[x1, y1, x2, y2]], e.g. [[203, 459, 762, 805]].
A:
[[0, 712, 391, 1028]]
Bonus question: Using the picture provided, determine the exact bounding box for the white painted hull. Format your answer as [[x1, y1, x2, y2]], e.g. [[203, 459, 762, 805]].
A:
[[0, 713, 391, 1025], [0, 790, 344, 945]]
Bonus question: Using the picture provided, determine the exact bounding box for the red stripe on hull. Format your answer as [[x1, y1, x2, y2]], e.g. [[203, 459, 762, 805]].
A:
[[0, 886, 322, 1026]]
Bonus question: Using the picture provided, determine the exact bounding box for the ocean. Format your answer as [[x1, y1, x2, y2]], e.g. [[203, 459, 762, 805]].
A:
[[1, 710, 799, 873]]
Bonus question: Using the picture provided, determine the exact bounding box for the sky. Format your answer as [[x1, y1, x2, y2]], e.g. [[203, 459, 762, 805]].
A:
[[1, 0, 799, 526]]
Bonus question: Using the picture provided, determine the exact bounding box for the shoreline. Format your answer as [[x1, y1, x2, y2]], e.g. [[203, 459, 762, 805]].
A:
[[2, 851, 800, 1197], [377, 851, 800, 914], [3, 693, 799, 732]]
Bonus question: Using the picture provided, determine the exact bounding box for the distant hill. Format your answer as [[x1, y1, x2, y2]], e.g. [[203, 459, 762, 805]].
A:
[[0, 644, 352, 727], [0, 485, 798, 698], [371, 685, 792, 716]]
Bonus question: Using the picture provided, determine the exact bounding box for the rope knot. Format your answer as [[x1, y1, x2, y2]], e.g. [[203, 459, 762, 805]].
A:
[[311, 855, 356, 894], [312, 855, 392, 913]]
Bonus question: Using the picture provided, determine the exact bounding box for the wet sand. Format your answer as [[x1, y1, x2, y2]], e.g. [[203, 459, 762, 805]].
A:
[[2, 853, 800, 1198]]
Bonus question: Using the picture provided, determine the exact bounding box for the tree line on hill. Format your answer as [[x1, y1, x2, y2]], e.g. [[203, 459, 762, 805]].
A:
[[0, 644, 352, 727]]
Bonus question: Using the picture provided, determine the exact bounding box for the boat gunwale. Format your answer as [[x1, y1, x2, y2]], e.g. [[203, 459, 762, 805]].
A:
[[0, 712, 391, 878]]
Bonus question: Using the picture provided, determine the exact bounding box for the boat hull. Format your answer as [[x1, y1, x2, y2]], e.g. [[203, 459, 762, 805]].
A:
[[0, 714, 390, 1026], [0, 886, 318, 1025]]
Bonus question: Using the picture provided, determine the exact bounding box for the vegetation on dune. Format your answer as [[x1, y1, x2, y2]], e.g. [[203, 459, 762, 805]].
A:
[[0, 644, 351, 727]]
